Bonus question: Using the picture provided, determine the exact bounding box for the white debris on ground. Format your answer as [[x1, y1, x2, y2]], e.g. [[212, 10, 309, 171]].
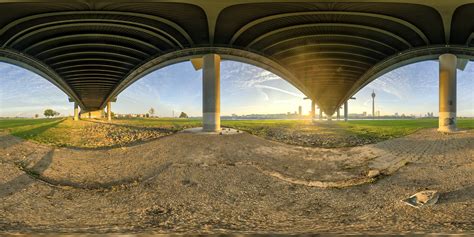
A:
[[402, 190, 440, 208]]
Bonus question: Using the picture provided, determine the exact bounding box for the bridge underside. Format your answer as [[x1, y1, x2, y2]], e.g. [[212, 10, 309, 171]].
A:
[[0, 0, 473, 116]]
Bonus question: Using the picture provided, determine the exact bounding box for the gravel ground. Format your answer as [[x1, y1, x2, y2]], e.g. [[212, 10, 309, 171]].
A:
[[3, 119, 178, 149], [226, 121, 386, 148], [75, 121, 175, 148], [243, 126, 381, 148], [0, 129, 473, 234]]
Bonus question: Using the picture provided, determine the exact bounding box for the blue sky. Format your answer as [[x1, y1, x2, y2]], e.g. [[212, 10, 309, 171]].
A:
[[0, 60, 473, 117]]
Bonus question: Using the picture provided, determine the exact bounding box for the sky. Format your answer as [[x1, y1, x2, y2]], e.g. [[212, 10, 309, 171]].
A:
[[0, 60, 473, 118]]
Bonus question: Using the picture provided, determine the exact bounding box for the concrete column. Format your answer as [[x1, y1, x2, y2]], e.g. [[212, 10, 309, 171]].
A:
[[202, 54, 221, 132], [336, 108, 340, 120], [311, 100, 316, 120], [73, 102, 79, 121], [344, 101, 348, 122], [438, 53, 457, 132], [107, 101, 112, 121], [319, 109, 323, 120]]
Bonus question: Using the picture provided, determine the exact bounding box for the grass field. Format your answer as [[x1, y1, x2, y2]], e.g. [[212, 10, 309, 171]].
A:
[[112, 117, 201, 130], [0, 118, 65, 143], [222, 118, 474, 147], [0, 118, 101, 146], [0, 117, 473, 148]]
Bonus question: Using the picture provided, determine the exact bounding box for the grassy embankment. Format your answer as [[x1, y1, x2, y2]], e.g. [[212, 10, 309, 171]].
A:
[[0, 118, 66, 144], [222, 119, 474, 147], [112, 117, 201, 130], [0, 118, 200, 148], [0, 117, 473, 148], [224, 118, 474, 139]]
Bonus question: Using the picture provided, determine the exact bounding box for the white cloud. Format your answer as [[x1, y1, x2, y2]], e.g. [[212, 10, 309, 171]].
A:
[[254, 84, 305, 98]]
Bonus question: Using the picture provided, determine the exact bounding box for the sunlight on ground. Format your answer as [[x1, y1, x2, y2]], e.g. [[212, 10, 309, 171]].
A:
[[1, 118, 473, 148]]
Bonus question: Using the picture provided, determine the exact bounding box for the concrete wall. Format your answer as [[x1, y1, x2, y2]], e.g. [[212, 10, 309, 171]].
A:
[[79, 110, 104, 119]]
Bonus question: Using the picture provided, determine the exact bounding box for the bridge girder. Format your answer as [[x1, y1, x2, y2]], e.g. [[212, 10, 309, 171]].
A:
[[0, 0, 473, 114]]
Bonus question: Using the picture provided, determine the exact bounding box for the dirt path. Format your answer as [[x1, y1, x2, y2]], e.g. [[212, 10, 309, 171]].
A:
[[0, 129, 473, 234]]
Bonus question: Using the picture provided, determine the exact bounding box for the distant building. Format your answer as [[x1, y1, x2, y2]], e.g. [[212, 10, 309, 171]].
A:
[[221, 113, 303, 120], [115, 113, 147, 118], [362, 111, 367, 117], [298, 106, 302, 116]]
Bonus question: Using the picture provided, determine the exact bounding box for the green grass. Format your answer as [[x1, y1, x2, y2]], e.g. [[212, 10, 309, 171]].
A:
[[224, 118, 474, 138], [0, 117, 473, 148], [221, 118, 474, 147], [341, 118, 474, 138], [0, 117, 202, 147], [112, 117, 202, 131], [0, 118, 67, 144], [0, 118, 62, 130]]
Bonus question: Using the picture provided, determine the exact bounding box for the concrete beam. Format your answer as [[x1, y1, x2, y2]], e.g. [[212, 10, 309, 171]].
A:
[[73, 102, 79, 121], [311, 100, 316, 120], [344, 101, 348, 122], [190, 57, 203, 70], [202, 54, 221, 132], [107, 101, 112, 121], [80, 110, 104, 119], [457, 58, 468, 71], [438, 53, 457, 132]]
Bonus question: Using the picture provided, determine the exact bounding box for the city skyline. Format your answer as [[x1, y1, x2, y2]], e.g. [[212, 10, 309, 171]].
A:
[[0, 60, 473, 118]]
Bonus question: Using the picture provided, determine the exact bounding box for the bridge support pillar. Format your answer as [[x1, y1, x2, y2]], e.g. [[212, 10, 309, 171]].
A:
[[73, 102, 79, 121], [202, 54, 221, 132], [438, 53, 457, 132], [344, 101, 348, 122], [319, 109, 323, 120], [107, 101, 112, 121], [336, 108, 340, 120], [311, 100, 316, 120]]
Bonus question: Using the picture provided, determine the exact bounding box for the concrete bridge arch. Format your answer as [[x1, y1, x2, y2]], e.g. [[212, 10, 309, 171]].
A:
[[0, 0, 473, 131], [102, 47, 312, 110]]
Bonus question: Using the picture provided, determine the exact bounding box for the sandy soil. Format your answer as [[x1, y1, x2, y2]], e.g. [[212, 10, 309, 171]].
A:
[[0, 129, 473, 234]]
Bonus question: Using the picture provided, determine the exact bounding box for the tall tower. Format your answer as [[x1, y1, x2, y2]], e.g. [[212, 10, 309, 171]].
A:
[[371, 90, 376, 119]]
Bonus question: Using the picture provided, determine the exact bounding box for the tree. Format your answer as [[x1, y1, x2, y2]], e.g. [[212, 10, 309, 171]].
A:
[[44, 109, 60, 118], [148, 107, 155, 117], [34, 114, 39, 119], [179, 112, 188, 118], [44, 109, 53, 118]]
